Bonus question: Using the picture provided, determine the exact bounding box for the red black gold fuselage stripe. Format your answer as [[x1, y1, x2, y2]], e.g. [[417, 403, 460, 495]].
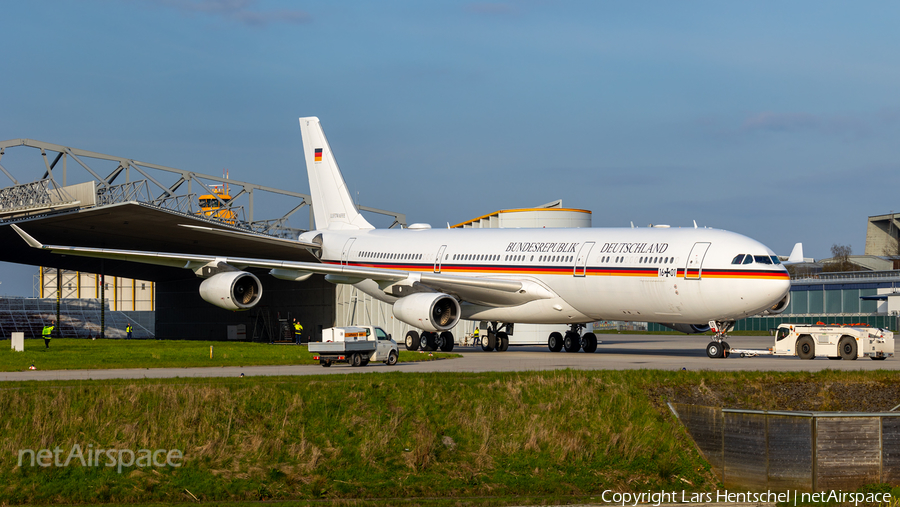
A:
[[328, 261, 790, 281]]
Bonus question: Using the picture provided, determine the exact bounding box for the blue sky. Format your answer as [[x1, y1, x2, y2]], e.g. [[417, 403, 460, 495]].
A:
[[2, 1, 900, 296]]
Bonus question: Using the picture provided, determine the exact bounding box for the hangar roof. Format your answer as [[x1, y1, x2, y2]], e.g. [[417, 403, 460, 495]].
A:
[[0, 202, 318, 281]]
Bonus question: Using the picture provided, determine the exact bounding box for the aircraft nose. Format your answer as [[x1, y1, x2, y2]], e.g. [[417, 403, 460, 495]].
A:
[[757, 274, 791, 311]]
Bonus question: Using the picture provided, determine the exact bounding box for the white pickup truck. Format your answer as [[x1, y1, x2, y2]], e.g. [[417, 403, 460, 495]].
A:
[[309, 326, 399, 367], [731, 323, 893, 360]]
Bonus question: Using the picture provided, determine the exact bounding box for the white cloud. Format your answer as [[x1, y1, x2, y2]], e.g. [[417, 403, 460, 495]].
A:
[[735, 108, 900, 138], [146, 0, 310, 27]]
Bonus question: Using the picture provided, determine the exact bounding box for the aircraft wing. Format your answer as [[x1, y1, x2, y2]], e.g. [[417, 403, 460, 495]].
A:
[[177, 224, 321, 250], [11, 225, 549, 307]]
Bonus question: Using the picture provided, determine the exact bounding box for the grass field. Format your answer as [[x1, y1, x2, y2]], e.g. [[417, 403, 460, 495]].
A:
[[3, 369, 899, 506], [0, 370, 714, 505], [0, 339, 458, 372]]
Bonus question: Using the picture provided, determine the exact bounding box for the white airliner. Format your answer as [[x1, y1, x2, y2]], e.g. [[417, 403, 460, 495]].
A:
[[11, 117, 796, 359]]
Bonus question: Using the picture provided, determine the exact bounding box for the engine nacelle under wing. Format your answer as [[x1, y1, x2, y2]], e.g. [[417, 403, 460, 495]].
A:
[[199, 271, 263, 311], [659, 323, 711, 334], [761, 292, 791, 315], [392, 292, 460, 332]]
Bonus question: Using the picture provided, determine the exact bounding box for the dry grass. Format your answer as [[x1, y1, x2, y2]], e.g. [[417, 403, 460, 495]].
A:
[[0, 369, 816, 504]]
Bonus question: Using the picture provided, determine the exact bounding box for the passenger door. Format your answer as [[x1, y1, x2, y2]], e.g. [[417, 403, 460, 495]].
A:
[[434, 245, 447, 273], [341, 238, 356, 266], [684, 242, 710, 280], [573, 241, 595, 277]]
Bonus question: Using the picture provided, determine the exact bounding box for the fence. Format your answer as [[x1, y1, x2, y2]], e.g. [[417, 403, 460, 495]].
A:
[[669, 403, 900, 491], [0, 297, 153, 339]]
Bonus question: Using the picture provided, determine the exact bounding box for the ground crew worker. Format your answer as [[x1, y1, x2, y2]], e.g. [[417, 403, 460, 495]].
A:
[[126, 324, 133, 340], [293, 319, 303, 344], [42, 321, 55, 349], [473, 327, 479, 347]]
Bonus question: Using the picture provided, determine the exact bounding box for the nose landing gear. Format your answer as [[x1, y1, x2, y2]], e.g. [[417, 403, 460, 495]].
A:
[[705, 320, 735, 359]]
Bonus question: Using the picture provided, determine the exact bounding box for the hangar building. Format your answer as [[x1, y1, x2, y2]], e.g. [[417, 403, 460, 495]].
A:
[[0, 138, 403, 342], [0, 139, 595, 345]]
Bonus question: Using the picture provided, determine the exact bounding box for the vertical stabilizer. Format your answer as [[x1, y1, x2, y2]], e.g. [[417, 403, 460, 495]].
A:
[[299, 117, 374, 231], [785, 242, 805, 264]]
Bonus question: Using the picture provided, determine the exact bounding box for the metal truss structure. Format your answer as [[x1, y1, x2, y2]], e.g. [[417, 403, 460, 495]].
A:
[[0, 139, 406, 236]]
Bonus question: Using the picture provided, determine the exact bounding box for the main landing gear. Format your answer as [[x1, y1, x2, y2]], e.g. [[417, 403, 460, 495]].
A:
[[547, 324, 597, 353], [404, 330, 455, 352], [480, 322, 512, 352], [705, 321, 735, 359]]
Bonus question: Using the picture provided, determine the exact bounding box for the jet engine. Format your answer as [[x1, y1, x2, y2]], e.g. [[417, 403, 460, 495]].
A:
[[761, 292, 790, 315], [392, 292, 460, 332], [199, 271, 263, 311], [659, 323, 711, 334]]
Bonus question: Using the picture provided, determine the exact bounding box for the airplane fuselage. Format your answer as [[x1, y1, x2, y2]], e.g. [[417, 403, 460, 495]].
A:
[[307, 226, 791, 326]]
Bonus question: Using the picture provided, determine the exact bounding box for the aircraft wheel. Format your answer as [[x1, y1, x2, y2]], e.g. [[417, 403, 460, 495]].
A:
[[497, 331, 509, 351], [548, 332, 563, 352], [351, 353, 363, 367], [706, 342, 723, 359], [488, 332, 498, 351], [563, 331, 581, 352], [439, 331, 455, 352], [838, 336, 857, 360], [796, 335, 815, 360], [422, 332, 437, 351], [480, 334, 493, 351], [405, 330, 420, 351], [581, 333, 597, 353], [386, 350, 399, 365]]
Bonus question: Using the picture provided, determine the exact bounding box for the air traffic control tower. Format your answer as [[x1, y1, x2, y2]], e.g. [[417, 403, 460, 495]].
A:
[[0, 139, 405, 341]]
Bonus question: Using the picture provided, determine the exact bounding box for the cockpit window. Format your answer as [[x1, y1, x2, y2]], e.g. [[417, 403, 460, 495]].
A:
[[754, 255, 773, 264], [770, 255, 781, 265], [731, 254, 745, 265], [742, 255, 753, 265]]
